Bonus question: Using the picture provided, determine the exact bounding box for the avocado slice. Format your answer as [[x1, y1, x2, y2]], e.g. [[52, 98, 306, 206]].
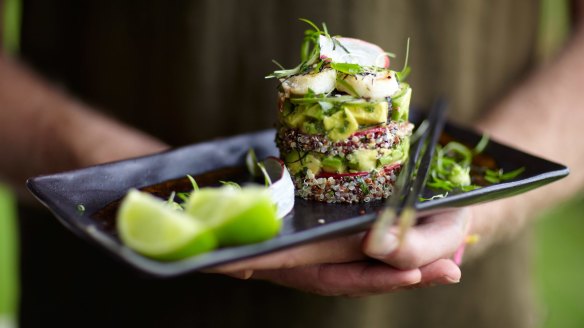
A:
[[379, 139, 409, 165], [391, 84, 412, 122], [347, 149, 379, 172], [282, 108, 306, 128], [283, 150, 303, 174], [300, 121, 321, 134], [323, 108, 359, 141], [282, 103, 324, 133], [283, 151, 322, 175], [345, 101, 389, 125], [303, 154, 322, 175], [321, 156, 346, 173], [304, 103, 324, 120]]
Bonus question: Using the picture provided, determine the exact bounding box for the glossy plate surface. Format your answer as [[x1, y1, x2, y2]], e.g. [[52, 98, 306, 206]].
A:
[[27, 123, 568, 277]]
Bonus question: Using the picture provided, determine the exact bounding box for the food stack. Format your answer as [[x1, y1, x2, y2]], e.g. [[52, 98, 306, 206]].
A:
[[270, 25, 413, 203]]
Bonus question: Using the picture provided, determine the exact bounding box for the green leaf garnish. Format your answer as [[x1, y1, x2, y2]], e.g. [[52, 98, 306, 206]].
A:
[[484, 167, 526, 184], [176, 192, 190, 203], [396, 38, 411, 81], [473, 134, 490, 154], [419, 192, 448, 202], [165, 191, 185, 211], [246, 148, 261, 177], [330, 62, 363, 75], [500, 167, 525, 180], [298, 18, 321, 33], [271, 59, 286, 70], [187, 174, 199, 192]]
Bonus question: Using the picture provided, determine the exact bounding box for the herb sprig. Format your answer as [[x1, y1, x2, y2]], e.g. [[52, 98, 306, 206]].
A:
[[267, 19, 330, 79]]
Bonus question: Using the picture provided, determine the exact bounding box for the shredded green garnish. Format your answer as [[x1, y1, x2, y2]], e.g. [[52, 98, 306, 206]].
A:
[[246, 148, 261, 177], [419, 192, 448, 202], [484, 167, 526, 184], [425, 135, 524, 194], [473, 134, 489, 154]]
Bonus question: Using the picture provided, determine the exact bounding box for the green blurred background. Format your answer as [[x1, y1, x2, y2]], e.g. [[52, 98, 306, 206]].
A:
[[0, 0, 582, 327]]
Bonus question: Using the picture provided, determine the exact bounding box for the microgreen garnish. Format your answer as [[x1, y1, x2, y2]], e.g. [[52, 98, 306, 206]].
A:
[[167, 191, 176, 204], [219, 181, 242, 189], [271, 59, 286, 70], [187, 174, 199, 192], [299, 18, 321, 34], [256, 162, 273, 187], [246, 148, 261, 177], [396, 38, 411, 81], [268, 18, 410, 86], [267, 19, 326, 79]]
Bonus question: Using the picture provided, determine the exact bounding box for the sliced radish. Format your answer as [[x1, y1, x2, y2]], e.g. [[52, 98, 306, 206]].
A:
[[319, 35, 390, 68], [352, 126, 389, 136], [264, 157, 295, 219], [316, 163, 401, 179]]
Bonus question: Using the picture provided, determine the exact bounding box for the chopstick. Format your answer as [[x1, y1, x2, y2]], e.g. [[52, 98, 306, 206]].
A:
[[395, 100, 448, 244], [366, 100, 448, 254]]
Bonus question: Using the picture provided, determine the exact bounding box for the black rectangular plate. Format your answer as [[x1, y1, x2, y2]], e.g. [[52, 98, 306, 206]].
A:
[[26, 123, 568, 277]]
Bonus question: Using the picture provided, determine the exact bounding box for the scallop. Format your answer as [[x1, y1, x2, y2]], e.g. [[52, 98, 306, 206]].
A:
[[337, 70, 399, 99], [281, 68, 336, 96]]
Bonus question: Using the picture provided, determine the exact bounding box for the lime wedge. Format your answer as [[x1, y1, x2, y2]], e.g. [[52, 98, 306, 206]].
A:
[[185, 186, 281, 246], [117, 190, 217, 261]]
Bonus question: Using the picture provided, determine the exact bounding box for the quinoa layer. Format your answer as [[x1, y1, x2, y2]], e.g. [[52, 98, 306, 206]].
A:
[[276, 122, 413, 157], [293, 164, 400, 203]]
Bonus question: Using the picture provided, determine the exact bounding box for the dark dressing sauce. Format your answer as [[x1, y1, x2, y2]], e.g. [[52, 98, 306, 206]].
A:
[[91, 166, 249, 235]]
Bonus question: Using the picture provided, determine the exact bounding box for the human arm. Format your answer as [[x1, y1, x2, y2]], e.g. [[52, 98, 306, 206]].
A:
[[466, 0, 584, 257], [0, 51, 461, 295], [212, 0, 584, 295], [0, 54, 168, 198]]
